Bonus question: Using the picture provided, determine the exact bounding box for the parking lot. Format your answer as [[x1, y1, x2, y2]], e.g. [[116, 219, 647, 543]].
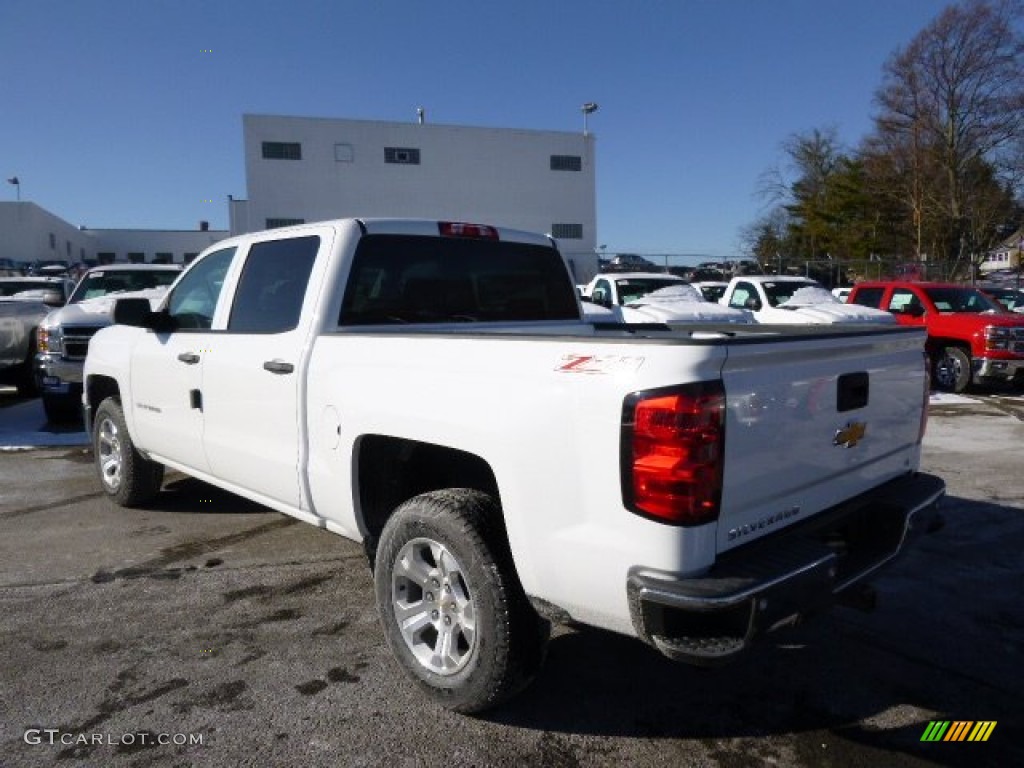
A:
[[1, 387, 1021, 767]]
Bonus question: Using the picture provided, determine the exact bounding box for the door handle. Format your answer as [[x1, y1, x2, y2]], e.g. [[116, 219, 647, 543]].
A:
[[263, 360, 294, 375], [177, 352, 200, 365]]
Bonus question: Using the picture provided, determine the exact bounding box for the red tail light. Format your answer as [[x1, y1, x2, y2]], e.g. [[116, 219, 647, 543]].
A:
[[621, 381, 725, 525], [438, 221, 499, 239]]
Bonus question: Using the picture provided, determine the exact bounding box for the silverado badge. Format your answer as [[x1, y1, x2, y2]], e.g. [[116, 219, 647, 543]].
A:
[[833, 421, 867, 448]]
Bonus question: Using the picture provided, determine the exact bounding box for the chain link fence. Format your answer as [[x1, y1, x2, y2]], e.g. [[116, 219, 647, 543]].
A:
[[564, 251, 977, 288]]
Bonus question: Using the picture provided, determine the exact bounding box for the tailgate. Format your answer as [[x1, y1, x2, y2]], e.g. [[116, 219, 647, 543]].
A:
[[717, 327, 927, 554]]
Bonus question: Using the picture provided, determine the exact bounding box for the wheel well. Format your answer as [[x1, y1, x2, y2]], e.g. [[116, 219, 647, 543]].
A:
[[355, 435, 501, 548], [926, 338, 971, 358], [86, 375, 120, 410]]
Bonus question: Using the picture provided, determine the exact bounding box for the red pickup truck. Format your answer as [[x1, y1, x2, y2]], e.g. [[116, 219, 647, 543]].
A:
[[848, 281, 1024, 393]]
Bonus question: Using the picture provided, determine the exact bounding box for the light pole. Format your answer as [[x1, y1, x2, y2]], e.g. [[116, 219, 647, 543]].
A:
[[7, 176, 20, 201], [581, 102, 598, 136]]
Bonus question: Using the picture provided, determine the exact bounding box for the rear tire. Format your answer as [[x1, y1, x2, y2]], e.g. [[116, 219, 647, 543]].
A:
[[933, 346, 971, 394], [373, 489, 548, 714], [93, 397, 164, 507]]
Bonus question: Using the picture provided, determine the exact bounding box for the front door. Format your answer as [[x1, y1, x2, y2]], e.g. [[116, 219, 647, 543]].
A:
[[128, 247, 236, 472]]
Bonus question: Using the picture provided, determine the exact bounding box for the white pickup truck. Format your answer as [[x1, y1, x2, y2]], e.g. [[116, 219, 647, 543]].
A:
[[720, 275, 895, 324], [84, 219, 944, 713]]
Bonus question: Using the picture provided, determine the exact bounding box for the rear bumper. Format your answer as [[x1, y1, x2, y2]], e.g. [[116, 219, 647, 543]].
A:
[[627, 472, 945, 664]]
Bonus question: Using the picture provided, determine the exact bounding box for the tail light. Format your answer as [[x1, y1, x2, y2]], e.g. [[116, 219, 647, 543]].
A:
[[621, 381, 725, 526], [438, 222, 499, 239]]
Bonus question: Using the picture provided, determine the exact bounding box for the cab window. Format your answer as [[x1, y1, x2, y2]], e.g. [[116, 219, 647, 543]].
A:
[[887, 289, 923, 314], [228, 236, 319, 333], [851, 287, 885, 309], [166, 247, 236, 330]]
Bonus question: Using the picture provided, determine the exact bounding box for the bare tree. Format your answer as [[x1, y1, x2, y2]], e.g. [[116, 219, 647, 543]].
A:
[[874, 0, 1024, 261]]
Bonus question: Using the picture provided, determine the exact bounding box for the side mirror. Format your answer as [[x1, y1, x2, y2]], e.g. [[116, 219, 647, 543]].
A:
[[113, 297, 175, 331], [903, 304, 925, 318], [113, 297, 153, 327], [40, 290, 64, 307]]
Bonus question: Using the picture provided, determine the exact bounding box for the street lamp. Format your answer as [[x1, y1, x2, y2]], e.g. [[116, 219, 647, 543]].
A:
[[7, 176, 20, 201], [581, 102, 598, 136]]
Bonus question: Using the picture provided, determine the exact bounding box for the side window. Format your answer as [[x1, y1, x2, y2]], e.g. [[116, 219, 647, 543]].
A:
[[887, 289, 921, 314], [851, 287, 885, 309], [592, 279, 612, 306], [729, 284, 758, 310], [228, 236, 319, 333], [166, 247, 236, 330]]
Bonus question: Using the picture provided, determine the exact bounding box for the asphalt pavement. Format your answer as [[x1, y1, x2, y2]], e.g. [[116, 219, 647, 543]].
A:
[[0, 387, 1021, 767]]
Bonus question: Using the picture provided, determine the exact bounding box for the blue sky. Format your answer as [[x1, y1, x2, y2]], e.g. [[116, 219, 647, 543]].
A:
[[1, 0, 952, 257]]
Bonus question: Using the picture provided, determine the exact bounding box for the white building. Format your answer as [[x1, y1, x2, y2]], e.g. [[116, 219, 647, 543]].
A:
[[0, 203, 95, 266], [980, 228, 1024, 274], [3, 113, 599, 279], [0, 202, 228, 267], [230, 114, 599, 280]]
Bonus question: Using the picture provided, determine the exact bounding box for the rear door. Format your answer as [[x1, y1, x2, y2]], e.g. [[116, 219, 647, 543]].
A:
[[716, 327, 927, 553]]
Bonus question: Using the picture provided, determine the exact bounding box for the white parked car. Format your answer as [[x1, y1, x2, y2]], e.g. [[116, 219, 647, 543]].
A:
[[580, 271, 687, 307], [721, 276, 895, 324]]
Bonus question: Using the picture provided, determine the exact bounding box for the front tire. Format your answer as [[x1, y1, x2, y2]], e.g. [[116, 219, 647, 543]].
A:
[[14, 338, 38, 397], [93, 397, 164, 507], [373, 489, 548, 714], [933, 346, 971, 394]]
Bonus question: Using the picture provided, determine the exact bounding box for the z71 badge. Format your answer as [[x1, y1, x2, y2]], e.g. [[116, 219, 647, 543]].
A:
[[555, 354, 645, 375]]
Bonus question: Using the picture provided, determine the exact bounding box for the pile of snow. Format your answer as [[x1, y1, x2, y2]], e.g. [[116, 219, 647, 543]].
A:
[[774, 286, 895, 324], [75, 287, 170, 314], [620, 285, 753, 324]]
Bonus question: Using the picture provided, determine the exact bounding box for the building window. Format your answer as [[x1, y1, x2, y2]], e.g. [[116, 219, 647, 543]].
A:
[[266, 218, 305, 229], [335, 143, 354, 162], [184, 252, 199, 264], [153, 252, 173, 264], [98, 252, 115, 265], [551, 223, 583, 239], [261, 141, 302, 160], [49, 233, 56, 249], [550, 155, 582, 172], [385, 147, 420, 165], [127, 252, 145, 264]]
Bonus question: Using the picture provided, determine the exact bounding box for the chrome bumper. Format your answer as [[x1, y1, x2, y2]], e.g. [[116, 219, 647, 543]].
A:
[[974, 356, 1024, 381], [627, 472, 945, 665]]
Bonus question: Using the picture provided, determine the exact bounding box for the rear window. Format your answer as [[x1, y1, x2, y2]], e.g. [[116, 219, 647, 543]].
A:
[[338, 235, 579, 324]]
